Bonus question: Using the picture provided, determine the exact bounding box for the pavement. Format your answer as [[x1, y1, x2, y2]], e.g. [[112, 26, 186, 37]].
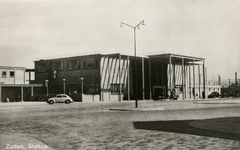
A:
[[110, 98, 240, 135], [1, 98, 240, 149]]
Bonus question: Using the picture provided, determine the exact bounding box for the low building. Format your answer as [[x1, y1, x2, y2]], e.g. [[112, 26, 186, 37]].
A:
[[0, 66, 42, 102]]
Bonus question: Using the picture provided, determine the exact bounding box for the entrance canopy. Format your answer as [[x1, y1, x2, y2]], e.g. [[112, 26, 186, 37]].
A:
[[148, 53, 205, 64]]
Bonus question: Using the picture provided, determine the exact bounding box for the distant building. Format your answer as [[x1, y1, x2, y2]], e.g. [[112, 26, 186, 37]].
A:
[[34, 53, 216, 102], [0, 66, 42, 102]]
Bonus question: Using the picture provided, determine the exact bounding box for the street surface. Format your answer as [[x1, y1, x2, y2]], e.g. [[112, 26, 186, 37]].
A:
[[0, 99, 240, 150]]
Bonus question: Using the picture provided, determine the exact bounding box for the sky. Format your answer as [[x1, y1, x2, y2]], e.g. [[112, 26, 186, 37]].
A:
[[0, 0, 239, 80]]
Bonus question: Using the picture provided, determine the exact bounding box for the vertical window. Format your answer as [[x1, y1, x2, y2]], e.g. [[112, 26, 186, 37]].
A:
[[10, 71, 14, 77], [86, 58, 95, 68], [88, 84, 95, 94], [82, 59, 86, 69], [81, 57, 98, 69], [85, 83, 100, 94], [68, 60, 78, 70], [51, 61, 62, 71], [36, 63, 47, 72], [2, 71, 7, 78]]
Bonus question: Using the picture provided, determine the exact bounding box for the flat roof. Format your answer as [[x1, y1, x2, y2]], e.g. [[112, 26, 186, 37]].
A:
[[34, 53, 205, 63], [0, 84, 43, 87], [0, 66, 26, 69], [148, 53, 205, 64]]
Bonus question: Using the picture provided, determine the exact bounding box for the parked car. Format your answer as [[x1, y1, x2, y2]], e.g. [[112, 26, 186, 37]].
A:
[[208, 92, 221, 98], [47, 94, 74, 104]]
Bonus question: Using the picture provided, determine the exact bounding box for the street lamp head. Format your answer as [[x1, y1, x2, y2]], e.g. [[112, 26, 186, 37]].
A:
[[81, 77, 84, 81], [120, 23, 123, 27], [142, 20, 145, 25], [63, 79, 65, 82]]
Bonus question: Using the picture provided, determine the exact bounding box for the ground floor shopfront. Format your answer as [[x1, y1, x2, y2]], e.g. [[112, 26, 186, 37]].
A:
[[0, 84, 43, 102]]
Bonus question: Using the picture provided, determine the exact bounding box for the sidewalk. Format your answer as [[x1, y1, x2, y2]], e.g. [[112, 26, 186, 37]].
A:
[[109, 98, 240, 111]]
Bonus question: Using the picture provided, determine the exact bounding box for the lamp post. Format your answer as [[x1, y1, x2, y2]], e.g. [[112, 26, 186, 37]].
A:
[[45, 80, 49, 96], [63, 79, 65, 94], [81, 77, 84, 101], [120, 20, 145, 108]]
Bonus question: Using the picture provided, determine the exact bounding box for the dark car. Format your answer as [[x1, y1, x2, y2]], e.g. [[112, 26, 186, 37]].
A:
[[208, 92, 221, 98]]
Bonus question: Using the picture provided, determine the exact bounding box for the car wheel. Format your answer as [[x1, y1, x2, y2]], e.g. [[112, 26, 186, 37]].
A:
[[65, 100, 71, 104], [49, 100, 54, 104]]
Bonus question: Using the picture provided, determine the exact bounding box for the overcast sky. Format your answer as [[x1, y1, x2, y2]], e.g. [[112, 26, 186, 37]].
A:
[[0, 0, 239, 79]]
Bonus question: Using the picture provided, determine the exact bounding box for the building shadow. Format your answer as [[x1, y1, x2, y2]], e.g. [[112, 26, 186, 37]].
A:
[[133, 117, 240, 141]]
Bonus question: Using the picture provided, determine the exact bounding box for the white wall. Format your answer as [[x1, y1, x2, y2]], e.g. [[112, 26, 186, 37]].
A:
[[0, 67, 26, 84]]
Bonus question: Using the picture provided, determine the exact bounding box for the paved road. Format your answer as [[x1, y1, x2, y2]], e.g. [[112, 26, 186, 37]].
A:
[[0, 99, 240, 150]]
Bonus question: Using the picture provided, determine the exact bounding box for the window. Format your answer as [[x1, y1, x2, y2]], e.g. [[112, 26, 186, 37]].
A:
[[2, 71, 7, 78], [110, 84, 124, 94], [56, 95, 62, 98], [88, 84, 96, 94], [36, 63, 47, 72], [85, 83, 99, 94], [10, 71, 14, 77], [51, 61, 62, 71], [67, 60, 78, 70], [86, 58, 94, 68], [81, 57, 98, 69]]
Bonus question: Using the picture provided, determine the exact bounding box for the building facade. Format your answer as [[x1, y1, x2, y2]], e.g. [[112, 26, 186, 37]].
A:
[[0, 66, 42, 102], [34, 53, 217, 102]]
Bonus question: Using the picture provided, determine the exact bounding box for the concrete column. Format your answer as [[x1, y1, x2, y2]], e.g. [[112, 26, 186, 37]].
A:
[[149, 58, 152, 100], [203, 61, 206, 99], [142, 57, 145, 100], [193, 60, 196, 99], [182, 58, 184, 100], [198, 64, 201, 98], [99, 57, 103, 101], [127, 56, 130, 101], [173, 65, 175, 90], [21, 86, 24, 102], [169, 56, 172, 94], [119, 54, 121, 101], [184, 65, 187, 99], [189, 64, 191, 99]]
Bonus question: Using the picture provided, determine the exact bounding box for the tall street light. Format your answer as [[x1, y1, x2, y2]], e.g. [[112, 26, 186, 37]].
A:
[[120, 20, 145, 108]]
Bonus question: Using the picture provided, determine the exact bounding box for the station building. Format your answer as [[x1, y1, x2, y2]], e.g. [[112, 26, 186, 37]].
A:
[[34, 53, 220, 102]]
